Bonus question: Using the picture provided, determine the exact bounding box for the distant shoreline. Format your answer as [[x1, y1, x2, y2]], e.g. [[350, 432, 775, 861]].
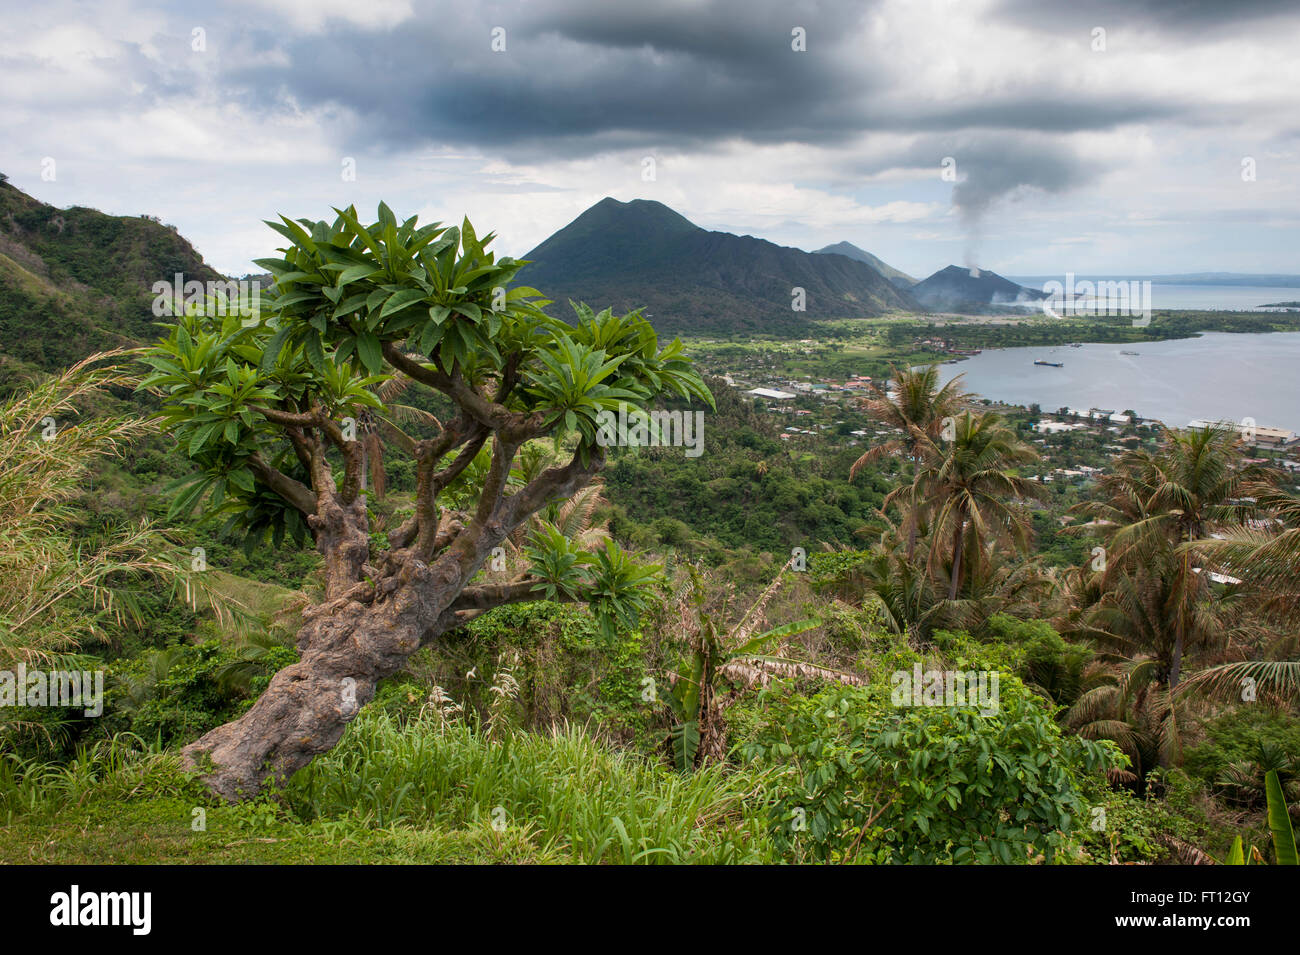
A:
[[933, 331, 1300, 434]]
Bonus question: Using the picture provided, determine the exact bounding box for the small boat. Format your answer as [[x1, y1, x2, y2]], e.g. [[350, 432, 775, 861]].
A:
[[1120, 350, 1140, 356], [1034, 360, 1064, 367]]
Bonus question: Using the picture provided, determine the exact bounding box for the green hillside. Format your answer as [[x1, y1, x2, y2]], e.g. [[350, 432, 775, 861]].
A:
[[0, 178, 221, 374]]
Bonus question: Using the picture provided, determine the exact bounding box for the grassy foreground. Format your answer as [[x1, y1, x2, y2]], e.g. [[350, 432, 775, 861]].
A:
[[0, 713, 776, 865]]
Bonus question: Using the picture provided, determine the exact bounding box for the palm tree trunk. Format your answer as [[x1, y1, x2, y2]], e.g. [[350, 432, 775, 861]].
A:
[[905, 453, 921, 561], [904, 454, 925, 561], [947, 508, 966, 601], [1168, 631, 1184, 692]]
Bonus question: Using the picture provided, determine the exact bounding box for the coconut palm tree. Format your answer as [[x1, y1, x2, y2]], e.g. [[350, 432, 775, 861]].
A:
[[811, 518, 981, 646], [829, 545, 961, 646], [1214, 740, 1298, 809], [1072, 424, 1275, 692], [1065, 553, 1267, 768], [1080, 552, 1257, 689], [1191, 490, 1300, 699], [1179, 658, 1300, 706], [918, 411, 1042, 600], [1078, 425, 1269, 566], [849, 364, 969, 559], [1062, 425, 1283, 768], [959, 543, 1061, 630], [1064, 657, 1169, 786]]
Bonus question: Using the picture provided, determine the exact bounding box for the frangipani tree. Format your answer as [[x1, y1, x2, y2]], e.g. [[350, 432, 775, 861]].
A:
[[139, 204, 712, 800]]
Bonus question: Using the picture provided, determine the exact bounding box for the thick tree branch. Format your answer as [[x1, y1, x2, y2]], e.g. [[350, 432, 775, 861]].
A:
[[259, 404, 367, 505], [419, 581, 579, 647], [410, 422, 474, 558], [475, 435, 520, 526], [257, 406, 318, 428], [450, 579, 578, 612], [429, 424, 488, 496], [420, 607, 484, 646], [285, 426, 314, 473], [247, 453, 318, 516], [387, 514, 420, 551], [306, 433, 333, 497], [501, 445, 606, 533], [381, 342, 544, 438]]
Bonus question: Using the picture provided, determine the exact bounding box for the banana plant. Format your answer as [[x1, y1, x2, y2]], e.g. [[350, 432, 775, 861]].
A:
[[664, 615, 821, 773], [1223, 836, 1265, 865], [662, 561, 862, 772], [1222, 769, 1297, 864], [1266, 769, 1298, 865]]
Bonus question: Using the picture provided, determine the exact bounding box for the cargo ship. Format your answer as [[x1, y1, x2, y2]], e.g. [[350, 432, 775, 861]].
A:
[[1034, 360, 1064, 367]]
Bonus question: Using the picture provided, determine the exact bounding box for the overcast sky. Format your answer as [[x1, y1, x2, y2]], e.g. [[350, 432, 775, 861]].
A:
[[3, 0, 1298, 278]]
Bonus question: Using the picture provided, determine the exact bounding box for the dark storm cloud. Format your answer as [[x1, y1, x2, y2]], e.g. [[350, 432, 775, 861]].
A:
[[225, 0, 882, 156], [196, 0, 1286, 251], [947, 142, 1097, 221], [832, 130, 1106, 267], [903, 97, 1183, 134], [993, 0, 1300, 33], [219, 0, 1188, 159], [945, 141, 1102, 267]]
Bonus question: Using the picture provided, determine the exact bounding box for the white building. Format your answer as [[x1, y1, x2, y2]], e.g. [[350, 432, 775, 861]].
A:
[[1034, 420, 1087, 434], [1066, 408, 1132, 425], [1187, 419, 1297, 447]]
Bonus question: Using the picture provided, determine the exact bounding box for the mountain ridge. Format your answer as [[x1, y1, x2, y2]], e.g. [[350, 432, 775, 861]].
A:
[[814, 241, 917, 288], [520, 198, 919, 335]]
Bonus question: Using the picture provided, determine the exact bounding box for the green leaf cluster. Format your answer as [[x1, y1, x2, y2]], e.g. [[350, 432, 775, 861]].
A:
[[745, 679, 1122, 863]]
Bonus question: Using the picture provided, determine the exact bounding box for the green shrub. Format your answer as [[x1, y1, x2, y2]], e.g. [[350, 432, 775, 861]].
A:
[[0, 735, 197, 821], [980, 613, 1093, 705], [1069, 769, 1208, 863], [744, 678, 1122, 863], [407, 601, 659, 748], [107, 638, 296, 746]]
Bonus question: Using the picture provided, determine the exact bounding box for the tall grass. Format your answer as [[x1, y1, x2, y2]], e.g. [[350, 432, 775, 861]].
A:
[[1, 712, 783, 864], [0, 352, 248, 746], [286, 711, 778, 864], [0, 733, 187, 823]]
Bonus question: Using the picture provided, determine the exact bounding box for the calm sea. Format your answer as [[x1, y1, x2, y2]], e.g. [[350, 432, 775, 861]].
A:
[[1002, 281, 1300, 311], [934, 332, 1300, 433]]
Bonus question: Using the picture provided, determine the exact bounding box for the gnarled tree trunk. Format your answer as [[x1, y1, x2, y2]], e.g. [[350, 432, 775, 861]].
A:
[[183, 428, 602, 801]]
